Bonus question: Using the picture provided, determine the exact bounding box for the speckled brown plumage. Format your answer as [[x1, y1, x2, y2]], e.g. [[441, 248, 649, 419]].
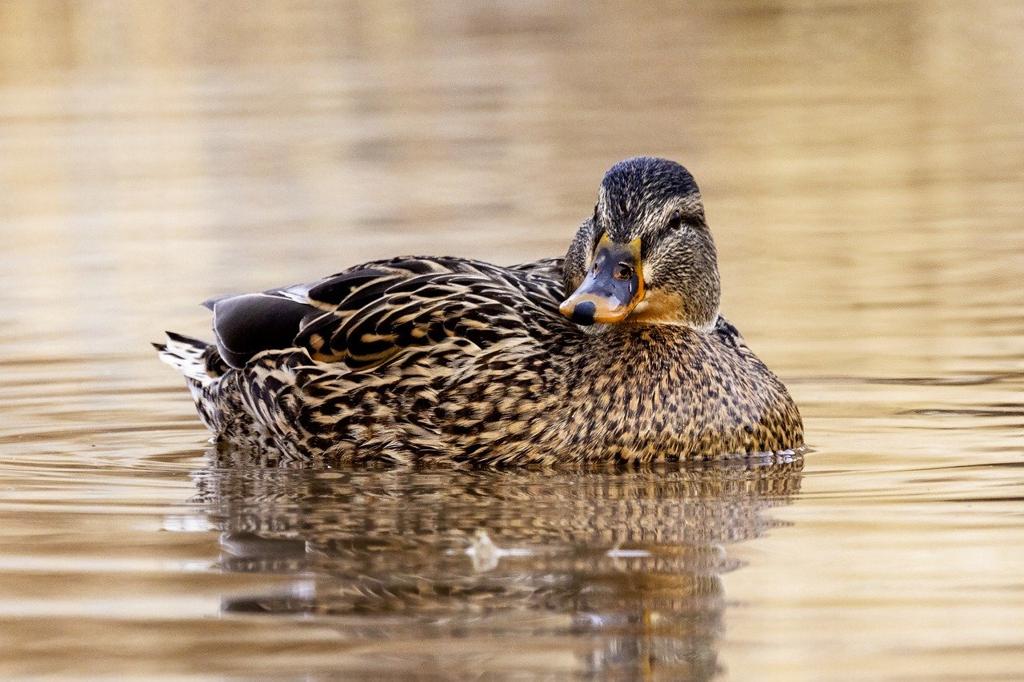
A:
[[156, 157, 803, 465]]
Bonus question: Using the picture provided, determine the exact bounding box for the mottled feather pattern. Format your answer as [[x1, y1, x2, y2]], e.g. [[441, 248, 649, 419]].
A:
[[292, 258, 562, 366], [156, 158, 804, 465], [157, 256, 801, 465]]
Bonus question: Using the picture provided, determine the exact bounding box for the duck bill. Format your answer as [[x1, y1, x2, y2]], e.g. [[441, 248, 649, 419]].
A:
[[560, 237, 645, 325]]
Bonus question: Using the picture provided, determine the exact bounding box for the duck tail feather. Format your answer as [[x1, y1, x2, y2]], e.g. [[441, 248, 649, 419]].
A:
[[155, 332, 220, 383]]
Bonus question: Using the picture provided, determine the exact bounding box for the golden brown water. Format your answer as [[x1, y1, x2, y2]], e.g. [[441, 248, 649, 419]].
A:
[[1, 1, 1023, 679]]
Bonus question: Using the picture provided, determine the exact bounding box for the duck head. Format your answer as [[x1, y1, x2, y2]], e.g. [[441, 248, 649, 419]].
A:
[[561, 157, 720, 330]]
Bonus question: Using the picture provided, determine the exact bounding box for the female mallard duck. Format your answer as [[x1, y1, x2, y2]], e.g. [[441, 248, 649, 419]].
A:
[[157, 157, 803, 465]]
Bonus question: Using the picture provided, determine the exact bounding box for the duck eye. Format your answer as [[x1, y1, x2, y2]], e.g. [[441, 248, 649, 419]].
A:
[[613, 263, 633, 281], [666, 212, 684, 230]]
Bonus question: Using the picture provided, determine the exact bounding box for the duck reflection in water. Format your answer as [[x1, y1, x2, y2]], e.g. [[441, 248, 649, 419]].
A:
[[190, 454, 802, 680]]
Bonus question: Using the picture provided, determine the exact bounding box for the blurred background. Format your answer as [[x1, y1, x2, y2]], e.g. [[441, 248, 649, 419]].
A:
[[0, 1, 1022, 680], [3, 0, 1021, 373]]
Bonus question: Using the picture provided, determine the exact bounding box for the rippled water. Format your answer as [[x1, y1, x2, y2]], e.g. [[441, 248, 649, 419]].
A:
[[1, 1, 1023, 679]]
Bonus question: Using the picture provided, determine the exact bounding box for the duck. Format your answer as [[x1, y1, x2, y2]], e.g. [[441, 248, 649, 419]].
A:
[[156, 157, 803, 465]]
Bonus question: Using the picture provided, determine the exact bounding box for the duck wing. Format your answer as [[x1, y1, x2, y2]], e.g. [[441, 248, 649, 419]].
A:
[[295, 256, 567, 370], [208, 256, 567, 371], [207, 291, 318, 369]]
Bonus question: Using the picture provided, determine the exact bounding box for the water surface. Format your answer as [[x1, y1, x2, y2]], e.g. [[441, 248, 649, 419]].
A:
[[1, 1, 1023, 679]]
